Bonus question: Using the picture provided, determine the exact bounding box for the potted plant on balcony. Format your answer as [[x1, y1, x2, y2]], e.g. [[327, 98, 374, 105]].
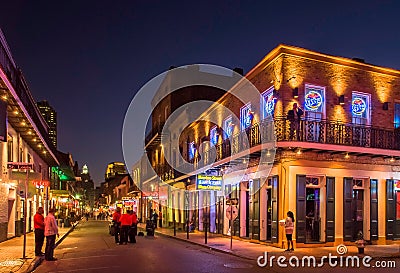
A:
[[355, 231, 366, 254]]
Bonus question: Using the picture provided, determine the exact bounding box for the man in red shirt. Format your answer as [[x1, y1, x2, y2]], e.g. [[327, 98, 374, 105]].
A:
[[34, 207, 45, 256], [118, 210, 132, 245], [112, 207, 122, 244]]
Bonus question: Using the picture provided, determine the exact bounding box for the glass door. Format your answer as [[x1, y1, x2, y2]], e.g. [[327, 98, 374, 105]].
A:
[[305, 177, 321, 243]]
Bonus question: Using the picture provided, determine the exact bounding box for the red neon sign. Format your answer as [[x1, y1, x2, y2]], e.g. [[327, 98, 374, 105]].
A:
[[31, 180, 50, 188]]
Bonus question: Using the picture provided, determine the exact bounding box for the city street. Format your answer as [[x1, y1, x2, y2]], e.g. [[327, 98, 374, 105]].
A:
[[33, 221, 399, 273]]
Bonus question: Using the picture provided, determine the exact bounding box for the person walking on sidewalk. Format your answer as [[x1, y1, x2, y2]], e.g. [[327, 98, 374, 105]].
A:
[[112, 207, 122, 244], [34, 207, 45, 256], [44, 208, 59, 261], [284, 211, 295, 252], [151, 209, 158, 229]]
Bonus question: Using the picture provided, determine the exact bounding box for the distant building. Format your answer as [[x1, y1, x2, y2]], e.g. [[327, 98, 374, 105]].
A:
[[105, 162, 127, 181], [37, 100, 57, 148]]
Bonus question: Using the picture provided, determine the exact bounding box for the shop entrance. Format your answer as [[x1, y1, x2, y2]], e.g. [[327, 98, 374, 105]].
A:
[[387, 180, 400, 240], [352, 186, 364, 241], [305, 178, 321, 243], [266, 188, 272, 241], [215, 196, 224, 234]]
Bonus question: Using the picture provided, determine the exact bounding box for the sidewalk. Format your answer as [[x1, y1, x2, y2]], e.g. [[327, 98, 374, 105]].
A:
[[139, 224, 400, 261], [0, 222, 78, 273]]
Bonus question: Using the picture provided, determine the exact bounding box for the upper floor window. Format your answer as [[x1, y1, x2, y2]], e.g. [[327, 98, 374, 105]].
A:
[[223, 116, 234, 139], [394, 103, 400, 128], [261, 87, 276, 119], [240, 103, 253, 130], [352, 91, 371, 125], [304, 84, 325, 120]]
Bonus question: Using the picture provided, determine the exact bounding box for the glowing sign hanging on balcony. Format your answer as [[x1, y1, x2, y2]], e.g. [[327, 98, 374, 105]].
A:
[[188, 141, 196, 160], [196, 174, 223, 191], [210, 126, 218, 146], [240, 103, 253, 130], [223, 116, 234, 139], [352, 97, 367, 115], [262, 88, 276, 118]]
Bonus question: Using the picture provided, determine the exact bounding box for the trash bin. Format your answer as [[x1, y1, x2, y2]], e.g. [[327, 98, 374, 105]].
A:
[[146, 220, 155, 236], [64, 218, 71, 228]]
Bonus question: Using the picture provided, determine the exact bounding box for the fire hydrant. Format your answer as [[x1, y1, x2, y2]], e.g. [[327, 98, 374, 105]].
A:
[[356, 231, 366, 254]]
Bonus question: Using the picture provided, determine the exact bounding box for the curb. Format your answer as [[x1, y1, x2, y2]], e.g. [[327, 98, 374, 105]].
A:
[[149, 228, 400, 263], [24, 222, 79, 273], [148, 228, 253, 261]]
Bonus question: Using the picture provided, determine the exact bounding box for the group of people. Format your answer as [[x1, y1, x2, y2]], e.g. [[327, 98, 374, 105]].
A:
[[112, 207, 138, 244], [34, 207, 59, 261]]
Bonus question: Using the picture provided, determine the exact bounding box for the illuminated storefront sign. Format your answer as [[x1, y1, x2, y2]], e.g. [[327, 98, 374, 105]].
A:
[[223, 116, 234, 139], [196, 174, 223, 191], [189, 141, 196, 160], [304, 87, 324, 112], [210, 126, 218, 146], [262, 88, 276, 118], [240, 103, 253, 130], [31, 180, 50, 188]]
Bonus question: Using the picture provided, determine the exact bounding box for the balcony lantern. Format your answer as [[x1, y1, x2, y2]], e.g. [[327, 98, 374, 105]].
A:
[[383, 102, 389, 111], [292, 88, 299, 98], [339, 95, 345, 105]]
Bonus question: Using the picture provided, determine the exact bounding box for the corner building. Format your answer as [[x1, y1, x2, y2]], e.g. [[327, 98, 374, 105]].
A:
[[179, 45, 400, 248]]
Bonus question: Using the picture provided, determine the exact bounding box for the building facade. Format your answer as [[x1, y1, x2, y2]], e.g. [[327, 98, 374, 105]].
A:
[[0, 29, 59, 241], [144, 45, 400, 248], [37, 100, 57, 148]]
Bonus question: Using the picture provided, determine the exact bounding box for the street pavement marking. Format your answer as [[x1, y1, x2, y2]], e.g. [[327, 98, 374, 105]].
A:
[[61, 254, 119, 260], [48, 266, 121, 272]]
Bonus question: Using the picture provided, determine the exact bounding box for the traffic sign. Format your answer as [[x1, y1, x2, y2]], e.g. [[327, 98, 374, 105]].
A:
[[226, 205, 238, 220]]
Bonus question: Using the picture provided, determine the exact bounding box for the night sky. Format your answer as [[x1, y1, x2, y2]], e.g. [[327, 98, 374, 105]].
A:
[[1, 1, 399, 185]]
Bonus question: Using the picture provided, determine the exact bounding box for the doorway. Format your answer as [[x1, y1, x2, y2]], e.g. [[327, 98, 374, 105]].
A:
[[352, 180, 364, 241], [305, 187, 321, 243], [266, 188, 272, 241]]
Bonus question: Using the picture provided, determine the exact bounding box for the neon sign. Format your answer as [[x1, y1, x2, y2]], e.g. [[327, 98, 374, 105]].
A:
[[189, 142, 196, 160], [223, 116, 234, 139], [352, 97, 367, 116], [262, 89, 276, 118], [305, 90, 323, 111], [210, 126, 218, 146], [241, 104, 253, 130]]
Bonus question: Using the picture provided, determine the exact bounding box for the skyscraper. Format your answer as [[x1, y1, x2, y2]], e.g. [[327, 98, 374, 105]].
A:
[[37, 100, 57, 148]]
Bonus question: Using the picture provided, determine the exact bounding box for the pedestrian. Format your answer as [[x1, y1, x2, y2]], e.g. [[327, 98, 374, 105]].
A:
[[34, 207, 45, 256], [287, 103, 303, 140], [44, 208, 59, 261], [119, 210, 132, 245], [284, 211, 295, 252], [151, 210, 158, 229], [129, 210, 138, 243], [112, 207, 122, 244]]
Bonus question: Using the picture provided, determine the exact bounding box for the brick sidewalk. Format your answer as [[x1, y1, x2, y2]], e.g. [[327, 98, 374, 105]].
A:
[[139, 224, 400, 261], [0, 222, 77, 273]]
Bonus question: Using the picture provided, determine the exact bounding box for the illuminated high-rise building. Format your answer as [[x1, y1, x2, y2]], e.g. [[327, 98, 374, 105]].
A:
[[37, 100, 57, 148]]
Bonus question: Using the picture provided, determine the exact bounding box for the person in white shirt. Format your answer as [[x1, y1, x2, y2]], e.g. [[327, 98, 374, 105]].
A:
[[44, 208, 59, 261]]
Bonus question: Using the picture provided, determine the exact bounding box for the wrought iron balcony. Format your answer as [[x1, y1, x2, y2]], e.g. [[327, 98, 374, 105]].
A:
[[195, 117, 400, 167]]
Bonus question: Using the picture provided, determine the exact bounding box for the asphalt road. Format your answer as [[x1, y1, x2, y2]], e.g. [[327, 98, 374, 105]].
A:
[[33, 220, 399, 273]]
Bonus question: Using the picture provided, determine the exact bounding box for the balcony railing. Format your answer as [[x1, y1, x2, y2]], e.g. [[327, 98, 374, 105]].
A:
[[145, 122, 165, 145], [193, 117, 400, 168]]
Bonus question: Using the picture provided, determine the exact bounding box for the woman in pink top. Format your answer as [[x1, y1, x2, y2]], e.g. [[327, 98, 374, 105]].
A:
[[44, 208, 59, 261], [284, 211, 295, 252]]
